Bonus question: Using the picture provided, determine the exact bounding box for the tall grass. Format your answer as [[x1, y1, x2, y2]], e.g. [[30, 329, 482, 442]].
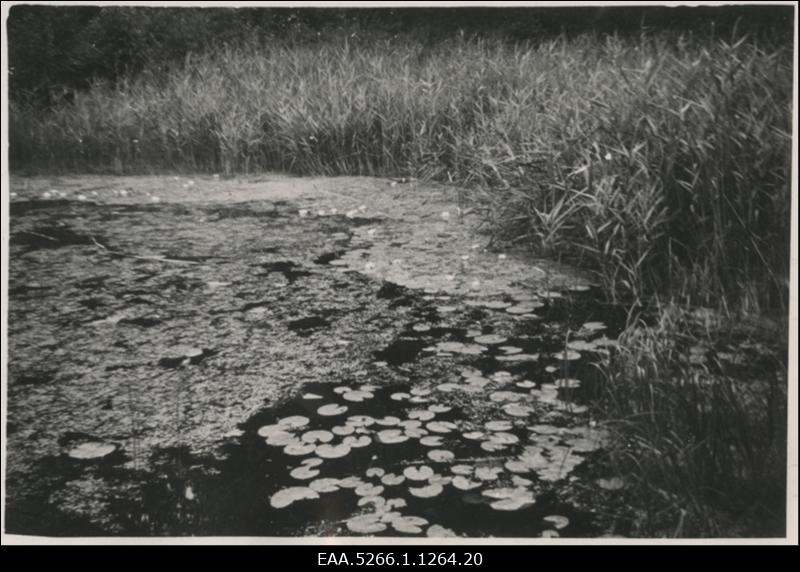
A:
[[11, 32, 792, 313], [598, 305, 787, 536]]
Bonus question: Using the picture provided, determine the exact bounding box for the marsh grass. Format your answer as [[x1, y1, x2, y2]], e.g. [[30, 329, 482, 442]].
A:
[[597, 305, 788, 536]]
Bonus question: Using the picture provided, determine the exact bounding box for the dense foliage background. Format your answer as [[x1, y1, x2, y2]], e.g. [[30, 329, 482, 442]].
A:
[[8, 5, 794, 104]]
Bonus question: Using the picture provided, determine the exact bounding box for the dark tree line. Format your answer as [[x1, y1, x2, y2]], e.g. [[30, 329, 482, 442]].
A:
[[8, 5, 793, 105]]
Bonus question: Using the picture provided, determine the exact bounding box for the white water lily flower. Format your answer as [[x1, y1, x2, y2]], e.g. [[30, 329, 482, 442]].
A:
[[67, 442, 116, 460]]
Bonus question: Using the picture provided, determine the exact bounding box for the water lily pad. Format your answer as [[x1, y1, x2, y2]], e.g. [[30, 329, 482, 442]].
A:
[[403, 465, 434, 481], [496, 353, 539, 362], [435, 383, 460, 392], [552, 350, 581, 361], [348, 415, 375, 427], [343, 390, 374, 402], [302, 430, 334, 444], [337, 476, 363, 489], [398, 419, 423, 430], [500, 346, 524, 354], [490, 497, 536, 511], [427, 449, 455, 463], [436, 341, 486, 355], [317, 403, 348, 416], [309, 478, 341, 493], [492, 371, 513, 383], [504, 460, 532, 473], [452, 476, 482, 490], [332, 424, 355, 436], [482, 487, 523, 500], [257, 424, 290, 438], [516, 380, 537, 389], [409, 484, 444, 498], [302, 393, 323, 400], [503, 403, 534, 417], [465, 374, 492, 388], [283, 442, 316, 456], [315, 443, 351, 459], [355, 483, 385, 497], [528, 424, 560, 435], [543, 515, 570, 530], [428, 404, 452, 413], [451, 464, 474, 475], [265, 432, 296, 447], [67, 442, 117, 460], [541, 529, 560, 538], [365, 467, 385, 478], [301, 457, 323, 467], [279, 415, 310, 429], [386, 498, 407, 510], [381, 473, 406, 486], [419, 436, 444, 447], [346, 514, 387, 534], [404, 427, 428, 439], [390, 392, 411, 401], [408, 409, 435, 421], [391, 515, 428, 534], [581, 321, 607, 331], [427, 524, 457, 537], [473, 334, 508, 345], [426, 421, 457, 433], [410, 387, 432, 397], [480, 441, 507, 452], [488, 432, 519, 445], [567, 340, 600, 352], [485, 420, 513, 432], [506, 304, 542, 315], [270, 486, 319, 509], [483, 300, 511, 310], [474, 466, 503, 481], [483, 487, 536, 511], [490, 390, 525, 402], [555, 378, 581, 388], [375, 416, 401, 426], [463, 431, 485, 440], [378, 429, 409, 444], [343, 435, 372, 448], [290, 465, 320, 480]]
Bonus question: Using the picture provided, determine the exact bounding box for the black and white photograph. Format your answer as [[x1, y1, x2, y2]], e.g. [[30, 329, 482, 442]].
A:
[[1, 1, 796, 543]]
